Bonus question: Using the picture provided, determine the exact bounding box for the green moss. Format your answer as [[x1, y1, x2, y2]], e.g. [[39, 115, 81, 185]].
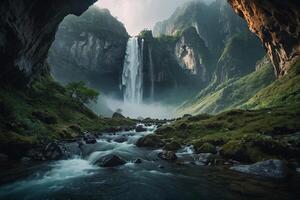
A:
[[157, 105, 300, 163], [178, 56, 275, 115], [244, 58, 300, 109], [0, 77, 135, 156], [196, 143, 217, 154]]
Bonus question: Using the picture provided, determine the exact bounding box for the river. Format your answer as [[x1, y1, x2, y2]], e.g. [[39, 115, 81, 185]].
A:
[[0, 125, 299, 200]]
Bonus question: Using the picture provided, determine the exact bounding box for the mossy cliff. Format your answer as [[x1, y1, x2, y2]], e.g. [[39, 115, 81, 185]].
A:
[[0, 78, 134, 158]]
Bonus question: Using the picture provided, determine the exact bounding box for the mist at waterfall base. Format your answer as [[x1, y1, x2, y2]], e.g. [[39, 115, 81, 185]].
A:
[[91, 37, 177, 119], [91, 96, 176, 119]]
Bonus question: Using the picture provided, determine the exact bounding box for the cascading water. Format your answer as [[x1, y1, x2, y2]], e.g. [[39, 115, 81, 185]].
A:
[[148, 45, 155, 101], [122, 37, 144, 104]]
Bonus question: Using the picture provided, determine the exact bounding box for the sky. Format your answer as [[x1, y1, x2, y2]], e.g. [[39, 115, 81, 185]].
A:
[[95, 0, 211, 36]]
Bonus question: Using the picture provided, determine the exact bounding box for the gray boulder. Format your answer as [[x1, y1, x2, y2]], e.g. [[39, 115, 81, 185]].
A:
[[158, 151, 177, 161], [230, 159, 287, 178], [136, 134, 165, 148], [95, 154, 126, 167]]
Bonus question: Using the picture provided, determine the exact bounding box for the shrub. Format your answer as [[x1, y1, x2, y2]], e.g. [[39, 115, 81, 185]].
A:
[[66, 81, 99, 104]]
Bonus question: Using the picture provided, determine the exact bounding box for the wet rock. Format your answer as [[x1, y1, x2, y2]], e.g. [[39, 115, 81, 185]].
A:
[[134, 158, 142, 164], [136, 134, 165, 148], [27, 148, 45, 161], [62, 142, 82, 157], [112, 112, 125, 119], [158, 165, 164, 169], [163, 141, 181, 151], [196, 143, 217, 154], [21, 157, 31, 162], [230, 159, 287, 178], [83, 133, 97, 144], [95, 154, 126, 167], [135, 125, 147, 132], [158, 151, 177, 161], [196, 153, 214, 165], [220, 140, 250, 162], [43, 142, 63, 160], [114, 136, 128, 143]]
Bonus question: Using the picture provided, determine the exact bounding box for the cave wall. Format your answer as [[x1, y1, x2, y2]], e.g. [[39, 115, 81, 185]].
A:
[[227, 0, 300, 77], [0, 0, 96, 85]]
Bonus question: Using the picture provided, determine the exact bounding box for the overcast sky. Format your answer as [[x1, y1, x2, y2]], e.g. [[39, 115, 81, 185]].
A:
[[95, 0, 214, 36]]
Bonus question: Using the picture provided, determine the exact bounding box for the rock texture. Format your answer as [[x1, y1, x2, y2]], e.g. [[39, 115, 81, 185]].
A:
[[48, 7, 129, 97], [230, 159, 287, 178], [227, 0, 300, 77], [175, 27, 212, 82], [0, 0, 96, 85]]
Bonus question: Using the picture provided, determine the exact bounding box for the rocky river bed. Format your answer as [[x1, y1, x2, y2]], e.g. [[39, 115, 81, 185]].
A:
[[0, 124, 299, 200]]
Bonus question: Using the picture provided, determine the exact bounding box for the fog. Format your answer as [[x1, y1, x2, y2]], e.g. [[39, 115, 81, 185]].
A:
[[91, 96, 176, 119], [95, 0, 216, 35]]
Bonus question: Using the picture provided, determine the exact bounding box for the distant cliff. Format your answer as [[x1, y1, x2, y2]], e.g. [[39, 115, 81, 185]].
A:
[[48, 6, 129, 98], [153, 0, 264, 84]]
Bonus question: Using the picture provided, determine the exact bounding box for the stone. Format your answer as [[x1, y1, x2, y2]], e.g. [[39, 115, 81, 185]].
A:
[[136, 134, 165, 148], [196, 143, 217, 154], [134, 158, 142, 164], [83, 133, 97, 144], [230, 159, 287, 178], [135, 125, 147, 132], [112, 112, 125, 119], [158, 151, 177, 161], [196, 153, 214, 165], [163, 141, 181, 151], [114, 136, 128, 143], [95, 154, 126, 167], [43, 142, 63, 160]]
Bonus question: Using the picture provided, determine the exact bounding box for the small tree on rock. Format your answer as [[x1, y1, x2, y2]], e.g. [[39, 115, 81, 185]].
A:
[[66, 81, 99, 104]]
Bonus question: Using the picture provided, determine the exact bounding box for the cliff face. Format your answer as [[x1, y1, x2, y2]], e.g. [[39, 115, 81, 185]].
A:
[[48, 7, 129, 97], [175, 27, 212, 82], [153, 0, 264, 84], [227, 0, 300, 77], [0, 0, 96, 86]]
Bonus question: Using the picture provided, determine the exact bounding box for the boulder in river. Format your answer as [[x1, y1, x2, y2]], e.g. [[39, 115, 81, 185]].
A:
[[114, 136, 128, 143], [163, 141, 181, 151], [43, 142, 63, 160], [136, 134, 165, 148], [135, 125, 147, 132], [158, 151, 177, 161], [230, 159, 287, 178], [134, 158, 143, 164], [83, 133, 97, 144], [95, 154, 126, 167]]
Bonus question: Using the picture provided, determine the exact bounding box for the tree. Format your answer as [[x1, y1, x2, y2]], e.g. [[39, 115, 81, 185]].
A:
[[66, 81, 99, 104]]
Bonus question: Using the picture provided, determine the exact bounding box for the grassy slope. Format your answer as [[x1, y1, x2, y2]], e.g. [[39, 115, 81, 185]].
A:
[[157, 105, 300, 163], [159, 58, 300, 163], [178, 57, 275, 115], [243, 58, 300, 109], [0, 77, 134, 157]]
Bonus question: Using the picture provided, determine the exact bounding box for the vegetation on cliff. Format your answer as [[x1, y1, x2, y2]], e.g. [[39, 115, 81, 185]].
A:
[[0, 78, 134, 158], [157, 105, 300, 163]]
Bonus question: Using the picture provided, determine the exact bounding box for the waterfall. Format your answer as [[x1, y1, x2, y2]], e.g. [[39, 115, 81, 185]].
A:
[[122, 37, 144, 104], [148, 46, 155, 101]]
